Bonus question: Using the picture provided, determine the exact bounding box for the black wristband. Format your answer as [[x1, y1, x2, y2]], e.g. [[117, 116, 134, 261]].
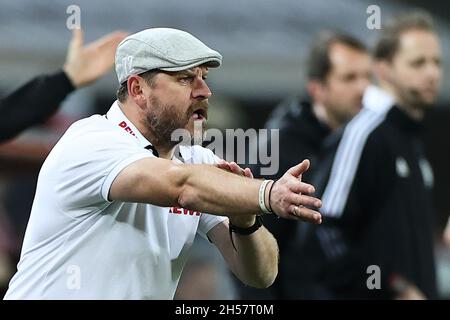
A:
[[229, 215, 263, 235], [268, 180, 277, 213], [228, 216, 263, 251]]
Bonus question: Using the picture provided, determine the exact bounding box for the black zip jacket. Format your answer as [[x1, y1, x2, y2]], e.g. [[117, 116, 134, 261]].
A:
[[309, 105, 437, 299], [235, 98, 330, 299], [0, 71, 74, 142]]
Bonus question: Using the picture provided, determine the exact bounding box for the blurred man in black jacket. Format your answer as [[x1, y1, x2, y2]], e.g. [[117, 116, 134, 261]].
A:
[[309, 11, 442, 299], [235, 31, 371, 299]]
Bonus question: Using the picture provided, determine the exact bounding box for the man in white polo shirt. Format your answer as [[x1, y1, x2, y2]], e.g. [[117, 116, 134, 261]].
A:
[[4, 28, 322, 299]]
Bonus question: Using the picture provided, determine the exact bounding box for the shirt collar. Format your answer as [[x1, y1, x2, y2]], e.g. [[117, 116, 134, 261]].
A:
[[106, 101, 154, 149]]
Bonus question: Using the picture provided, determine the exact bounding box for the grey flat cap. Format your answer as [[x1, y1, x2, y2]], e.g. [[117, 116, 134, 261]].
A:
[[115, 28, 223, 84]]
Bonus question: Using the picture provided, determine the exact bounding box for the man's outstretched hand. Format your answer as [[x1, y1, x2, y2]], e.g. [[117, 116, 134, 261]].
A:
[[216, 159, 322, 224], [63, 28, 128, 88], [270, 160, 322, 224]]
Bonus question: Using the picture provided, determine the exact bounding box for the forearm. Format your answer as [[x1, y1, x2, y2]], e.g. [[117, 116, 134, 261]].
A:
[[114, 158, 321, 222], [208, 219, 279, 289], [177, 163, 264, 216], [230, 224, 279, 288], [114, 159, 265, 215]]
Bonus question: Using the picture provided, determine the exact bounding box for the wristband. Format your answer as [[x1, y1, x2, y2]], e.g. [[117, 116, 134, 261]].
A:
[[229, 215, 263, 235], [259, 180, 273, 214], [268, 180, 277, 213], [229, 215, 264, 251]]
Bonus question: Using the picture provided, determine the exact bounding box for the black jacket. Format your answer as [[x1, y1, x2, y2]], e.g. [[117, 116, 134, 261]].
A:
[[235, 98, 330, 299], [309, 105, 437, 299], [0, 71, 74, 142]]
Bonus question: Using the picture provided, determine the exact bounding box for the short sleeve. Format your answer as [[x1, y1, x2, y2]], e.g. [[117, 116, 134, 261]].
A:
[[197, 214, 228, 240], [52, 123, 154, 215], [179, 144, 221, 165]]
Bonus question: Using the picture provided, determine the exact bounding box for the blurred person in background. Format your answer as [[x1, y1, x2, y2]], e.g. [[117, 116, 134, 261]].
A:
[[235, 31, 371, 299], [0, 28, 126, 297], [306, 10, 442, 299], [0, 28, 127, 143]]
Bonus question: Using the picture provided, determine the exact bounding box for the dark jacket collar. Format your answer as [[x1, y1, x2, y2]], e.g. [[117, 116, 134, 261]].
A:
[[282, 99, 331, 143], [387, 105, 424, 133]]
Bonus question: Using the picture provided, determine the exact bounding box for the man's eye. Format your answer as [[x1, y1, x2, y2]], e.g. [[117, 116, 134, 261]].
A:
[[342, 74, 356, 82], [180, 76, 195, 83], [410, 58, 425, 68]]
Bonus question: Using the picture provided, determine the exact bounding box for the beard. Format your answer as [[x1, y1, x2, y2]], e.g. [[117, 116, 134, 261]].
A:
[[143, 95, 208, 149], [390, 75, 438, 110], [402, 87, 436, 110]]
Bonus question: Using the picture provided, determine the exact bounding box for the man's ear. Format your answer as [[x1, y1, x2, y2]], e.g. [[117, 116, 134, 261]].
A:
[[307, 80, 326, 103], [127, 76, 147, 108], [373, 60, 392, 83]]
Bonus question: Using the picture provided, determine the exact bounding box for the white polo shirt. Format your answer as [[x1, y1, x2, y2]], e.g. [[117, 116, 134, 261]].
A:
[[4, 101, 227, 300]]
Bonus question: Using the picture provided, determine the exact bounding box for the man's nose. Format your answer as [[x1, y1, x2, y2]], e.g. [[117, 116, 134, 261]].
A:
[[357, 76, 370, 95], [192, 78, 212, 99], [425, 61, 442, 83]]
